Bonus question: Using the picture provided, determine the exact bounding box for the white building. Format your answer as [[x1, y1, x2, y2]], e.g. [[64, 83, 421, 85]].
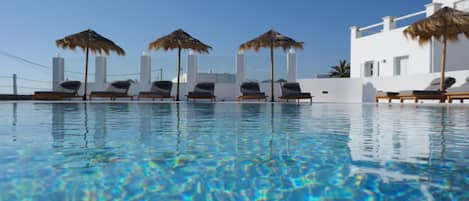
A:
[[351, 0, 469, 78]]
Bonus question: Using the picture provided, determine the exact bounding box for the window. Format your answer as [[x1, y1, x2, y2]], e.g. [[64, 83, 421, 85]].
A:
[[394, 56, 409, 76], [363, 61, 377, 77]]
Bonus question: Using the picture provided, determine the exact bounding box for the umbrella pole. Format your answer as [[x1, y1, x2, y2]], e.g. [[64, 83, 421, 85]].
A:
[[83, 47, 89, 101], [176, 48, 181, 101], [270, 46, 274, 102], [440, 34, 447, 91]]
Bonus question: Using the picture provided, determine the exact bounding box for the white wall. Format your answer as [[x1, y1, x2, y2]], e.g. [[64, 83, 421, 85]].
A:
[[298, 78, 363, 103], [434, 0, 461, 7], [351, 27, 431, 78], [432, 36, 469, 72]]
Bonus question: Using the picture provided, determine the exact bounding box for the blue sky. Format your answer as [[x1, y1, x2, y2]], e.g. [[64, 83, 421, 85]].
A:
[[0, 0, 431, 93]]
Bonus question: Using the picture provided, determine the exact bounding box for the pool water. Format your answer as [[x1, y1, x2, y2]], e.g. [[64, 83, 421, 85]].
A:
[[0, 102, 468, 200]]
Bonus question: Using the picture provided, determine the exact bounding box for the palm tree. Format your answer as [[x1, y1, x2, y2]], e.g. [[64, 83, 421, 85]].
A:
[[56, 29, 125, 100], [239, 30, 304, 102], [329, 60, 350, 78], [148, 29, 212, 101]]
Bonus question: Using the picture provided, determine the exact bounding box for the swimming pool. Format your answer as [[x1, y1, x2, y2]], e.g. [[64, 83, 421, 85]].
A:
[[0, 102, 468, 200]]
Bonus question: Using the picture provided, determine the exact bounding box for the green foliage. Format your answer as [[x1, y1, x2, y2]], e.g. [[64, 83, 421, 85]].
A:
[[329, 60, 350, 78]]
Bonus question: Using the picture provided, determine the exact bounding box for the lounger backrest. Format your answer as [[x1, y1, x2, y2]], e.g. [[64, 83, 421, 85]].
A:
[[106, 80, 131, 93], [425, 77, 456, 91], [151, 81, 172, 96], [240, 82, 261, 94], [194, 82, 215, 95], [58, 81, 81, 94], [281, 82, 302, 96]]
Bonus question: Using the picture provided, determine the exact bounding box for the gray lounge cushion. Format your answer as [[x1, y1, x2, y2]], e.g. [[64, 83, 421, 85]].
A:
[[241, 82, 265, 96], [399, 90, 443, 96], [148, 81, 172, 96], [376, 91, 399, 96], [424, 77, 456, 91], [447, 81, 469, 93], [35, 80, 81, 95], [193, 82, 215, 95], [399, 77, 455, 95], [59, 81, 81, 92], [281, 82, 311, 97], [105, 81, 132, 93]]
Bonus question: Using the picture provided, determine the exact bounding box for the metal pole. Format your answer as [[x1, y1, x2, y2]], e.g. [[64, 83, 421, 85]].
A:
[[12, 74, 17, 95], [160, 68, 163, 81]]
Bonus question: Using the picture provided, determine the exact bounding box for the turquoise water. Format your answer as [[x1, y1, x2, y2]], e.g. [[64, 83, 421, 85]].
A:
[[0, 102, 468, 200]]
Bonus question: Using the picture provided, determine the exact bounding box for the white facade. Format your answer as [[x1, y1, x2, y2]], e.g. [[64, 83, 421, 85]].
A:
[[351, 0, 469, 78]]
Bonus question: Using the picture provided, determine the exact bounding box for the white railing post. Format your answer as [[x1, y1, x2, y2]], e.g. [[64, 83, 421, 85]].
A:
[[52, 54, 64, 91], [95, 56, 107, 89], [12, 74, 17, 95], [236, 50, 246, 86], [187, 51, 198, 91], [350, 26, 361, 39], [382, 16, 396, 32], [140, 52, 151, 91], [287, 48, 297, 82], [426, 3, 442, 17]]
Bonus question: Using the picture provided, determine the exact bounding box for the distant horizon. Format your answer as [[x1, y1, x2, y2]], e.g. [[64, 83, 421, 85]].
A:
[[0, 0, 431, 93]]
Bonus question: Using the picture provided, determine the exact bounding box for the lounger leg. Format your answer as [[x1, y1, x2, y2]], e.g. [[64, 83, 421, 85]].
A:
[[461, 99, 464, 103], [388, 98, 392, 103], [375, 98, 379, 103], [414, 98, 418, 103], [400, 98, 404, 103]]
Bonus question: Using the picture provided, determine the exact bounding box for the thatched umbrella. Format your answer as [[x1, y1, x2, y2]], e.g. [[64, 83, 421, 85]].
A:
[[148, 29, 212, 101], [56, 29, 125, 100], [404, 7, 469, 91], [239, 30, 304, 102]]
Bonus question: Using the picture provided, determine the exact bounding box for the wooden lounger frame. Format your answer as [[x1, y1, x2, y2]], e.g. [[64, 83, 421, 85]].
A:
[[446, 92, 469, 103], [278, 96, 313, 103], [89, 93, 133, 101], [399, 94, 446, 103], [375, 95, 400, 103], [237, 95, 268, 102], [32, 93, 79, 100], [137, 94, 175, 101], [187, 95, 216, 102]]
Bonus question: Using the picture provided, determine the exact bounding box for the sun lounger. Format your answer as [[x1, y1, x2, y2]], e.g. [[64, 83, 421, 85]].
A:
[[399, 77, 455, 103], [89, 80, 133, 101], [33, 81, 81, 100], [187, 82, 216, 102], [375, 91, 399, 103], [446, 76, 469, 103], [237, 82, 267, 101], [278, 82, 313, 103], [138, 81, 175, 100]]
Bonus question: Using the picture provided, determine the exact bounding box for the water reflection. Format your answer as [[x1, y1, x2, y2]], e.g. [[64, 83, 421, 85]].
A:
[[2, 103, 468, 200]]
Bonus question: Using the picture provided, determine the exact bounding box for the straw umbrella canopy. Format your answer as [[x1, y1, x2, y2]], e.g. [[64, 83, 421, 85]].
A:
[[56, 29, 125, 100], [148, 29, 212, 101], [404, 7, 469, 91], [239, 30, 304, 102]]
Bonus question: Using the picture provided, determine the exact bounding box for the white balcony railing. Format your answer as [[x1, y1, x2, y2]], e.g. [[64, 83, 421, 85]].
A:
[[355, 10, 426, 38]]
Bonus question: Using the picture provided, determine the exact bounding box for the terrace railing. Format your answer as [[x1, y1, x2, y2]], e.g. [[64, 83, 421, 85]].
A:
[[351, 3, 446, 39]]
